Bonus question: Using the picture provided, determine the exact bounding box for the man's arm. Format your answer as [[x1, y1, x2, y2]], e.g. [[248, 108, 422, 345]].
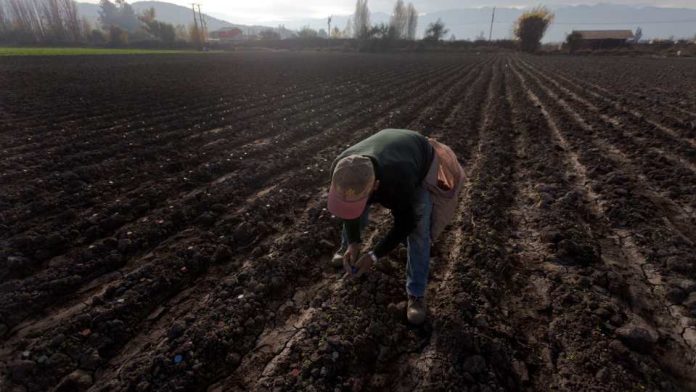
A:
[[372, 188, 418, 258], [344, 218, 361, 244]]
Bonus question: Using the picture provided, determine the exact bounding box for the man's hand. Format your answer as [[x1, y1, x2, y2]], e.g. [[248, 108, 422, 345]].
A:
[[354, 253, 374, 277], [342, 243, 360, 277]]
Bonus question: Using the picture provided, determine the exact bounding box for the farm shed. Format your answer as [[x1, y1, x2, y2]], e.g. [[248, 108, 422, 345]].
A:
[[573, 30, 634, 49]]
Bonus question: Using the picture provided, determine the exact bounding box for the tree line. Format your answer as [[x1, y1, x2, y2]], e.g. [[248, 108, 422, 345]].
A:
[[0, 0, 86, 44], [0, 0, 190, 46], [293, 0, 449, 42]]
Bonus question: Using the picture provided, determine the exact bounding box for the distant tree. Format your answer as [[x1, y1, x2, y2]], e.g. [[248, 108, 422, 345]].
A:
[[174, 24, 187, 41], [475, 30, 486, 41], [0, 1, 7, 33], [634, 27, 642, 43], [99, 0, 139, 33], [368, 22, 390, 39], [389, 0, 407, 39], [405, 3, 417, 40], [189, 23, 202, 45], [343, 16, 353, 38], [259, 29, 280, 40], [298, 25, 318, 39], [317, 28, 328, 38], [449, 34, 456, 41], [565, 31, 582, 53], [139, 6, 154, 23], [40, 0, 66, 42], [331, 26, 342, 38], [89, 28, 107, 44], [423, 18, 448, 41], [353, 0, 370, 39], [514, 6, 554, 52], [138, 8, 175, 43], [109, 24, 128, 45], [98, 0, 118, 29], [61, 0, 82, 41], [7, 0, 45, 41]]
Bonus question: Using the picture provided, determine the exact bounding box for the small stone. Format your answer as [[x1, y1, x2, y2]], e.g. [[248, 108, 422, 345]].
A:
[[227, 352, 241, 366], [683, 292, 696, 310], [9, 360, 35, 383], [616, 324, 658, 353], [595, 367, 610, 382], [213, 245, 232, 264], [117, 238, 132, 253], [463, 355, 486, 374], [676, 279, 696, 293], [56, 369, 93, 391]]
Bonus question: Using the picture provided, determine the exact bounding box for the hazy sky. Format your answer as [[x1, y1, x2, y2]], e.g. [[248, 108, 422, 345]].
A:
[[83, 1, 696, 24]]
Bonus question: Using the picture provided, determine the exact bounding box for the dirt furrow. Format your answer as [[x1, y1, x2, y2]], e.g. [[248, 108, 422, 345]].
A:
[[206, 56, 496, 392], [518, 58, 696, 153], [0, 57, 490, 392], [510, 60, 696, 389], [515, 59, 696, 223], [0, 61, 457, 252], [102, 56, 493, 392], [0, 62, 464, 286]]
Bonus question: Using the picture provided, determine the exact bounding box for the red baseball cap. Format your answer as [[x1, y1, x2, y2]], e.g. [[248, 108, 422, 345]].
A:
[[327, 155, 375, 219]]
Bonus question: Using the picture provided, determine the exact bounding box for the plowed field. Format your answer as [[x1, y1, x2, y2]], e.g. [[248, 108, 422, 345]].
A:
[[1, 52, 695, 392]]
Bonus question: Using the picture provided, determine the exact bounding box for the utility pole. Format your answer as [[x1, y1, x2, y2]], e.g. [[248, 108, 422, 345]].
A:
[[489, 6, 496, 41], [191, 4, 201, 49], [328, 16, 332, 39], [197, 4, 206, 43]]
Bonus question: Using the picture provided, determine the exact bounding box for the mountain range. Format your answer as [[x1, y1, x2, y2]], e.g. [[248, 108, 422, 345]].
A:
[[76, 2, 696, 42]]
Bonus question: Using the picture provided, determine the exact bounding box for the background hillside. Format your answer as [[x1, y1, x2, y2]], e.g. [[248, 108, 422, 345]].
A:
[[77, 1, 272, 35], [76, 2, 696, 42]]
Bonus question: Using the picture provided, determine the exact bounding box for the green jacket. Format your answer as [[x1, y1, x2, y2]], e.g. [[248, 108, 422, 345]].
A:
[[332, 129, 434, 258]]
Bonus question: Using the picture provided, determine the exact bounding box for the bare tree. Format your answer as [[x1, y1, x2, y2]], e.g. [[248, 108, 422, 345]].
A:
[[353, 0, 370, 40], [405, 3, 417, 40], [389, 0, 407, 39], [0, 1, 8, 33], [9, 0, 45, 41], [343, 16, 353, 38], [61, 0, 82, 41], [41, 0, 66, 41]]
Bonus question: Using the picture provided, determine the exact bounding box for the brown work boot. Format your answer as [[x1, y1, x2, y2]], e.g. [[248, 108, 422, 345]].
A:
[[330, 247, 346, 268], [407, 295, 427, 325]]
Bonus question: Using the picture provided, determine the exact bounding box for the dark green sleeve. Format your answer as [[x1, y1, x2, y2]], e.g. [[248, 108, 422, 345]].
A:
[[344, 218, 361, 244], [373, 180, 418, 258]]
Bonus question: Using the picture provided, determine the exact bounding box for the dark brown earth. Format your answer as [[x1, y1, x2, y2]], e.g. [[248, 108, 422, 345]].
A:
[[0, 52, 695, 392]]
